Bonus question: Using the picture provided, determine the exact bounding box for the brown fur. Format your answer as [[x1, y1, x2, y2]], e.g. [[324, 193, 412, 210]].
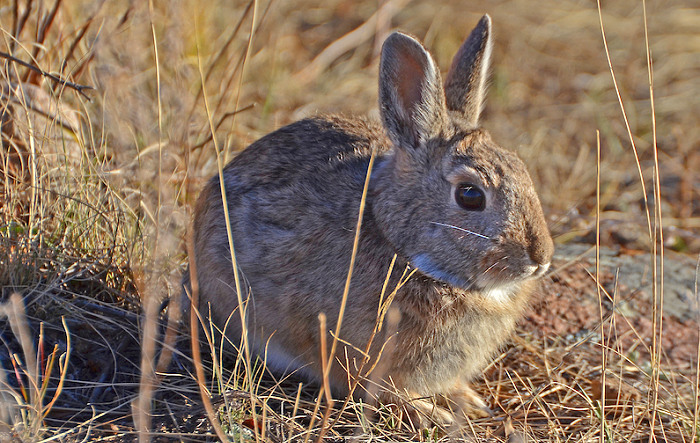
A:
[[186, 15, 553, 424]]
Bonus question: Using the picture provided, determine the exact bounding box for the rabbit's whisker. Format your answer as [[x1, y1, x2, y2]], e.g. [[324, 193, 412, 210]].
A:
[[476, 259, 506, 289], [430, 222, 490, 240], [482, 260, 502, 275]]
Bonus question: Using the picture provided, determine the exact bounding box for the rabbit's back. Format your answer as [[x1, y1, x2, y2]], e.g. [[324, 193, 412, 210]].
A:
[[223, 116, 386, 191], [192, 115, 393, 373]]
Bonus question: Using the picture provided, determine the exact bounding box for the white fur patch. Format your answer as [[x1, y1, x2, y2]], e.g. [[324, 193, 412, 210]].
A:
[[485, 286, 514, 304]]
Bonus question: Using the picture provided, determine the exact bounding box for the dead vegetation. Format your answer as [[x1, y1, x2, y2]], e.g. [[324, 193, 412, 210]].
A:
[[0, 0, 698, 441]]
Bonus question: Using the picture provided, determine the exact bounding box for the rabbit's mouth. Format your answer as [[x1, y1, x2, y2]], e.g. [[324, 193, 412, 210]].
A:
[[474, 260, 548, 293]]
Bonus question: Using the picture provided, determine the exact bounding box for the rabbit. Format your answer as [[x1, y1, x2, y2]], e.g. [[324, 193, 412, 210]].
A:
[[185, 14, 554, 425]]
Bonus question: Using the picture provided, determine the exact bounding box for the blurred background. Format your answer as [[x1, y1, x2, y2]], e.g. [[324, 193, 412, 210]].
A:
[[3, 0, 698, 255]]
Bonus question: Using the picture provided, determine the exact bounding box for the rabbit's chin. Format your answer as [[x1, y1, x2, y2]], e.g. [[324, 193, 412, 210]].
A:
[[410, 253, 473, 289]]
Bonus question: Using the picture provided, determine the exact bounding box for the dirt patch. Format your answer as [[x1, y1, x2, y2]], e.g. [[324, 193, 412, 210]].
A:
[[524, 242, 699, 369]]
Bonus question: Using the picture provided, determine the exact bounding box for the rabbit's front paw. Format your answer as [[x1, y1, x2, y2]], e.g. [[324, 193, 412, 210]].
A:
[[392, 386, 492, 430], [379, 391, 454, 429], [405, 396, 455, 428], [439, 384, 493, 419]]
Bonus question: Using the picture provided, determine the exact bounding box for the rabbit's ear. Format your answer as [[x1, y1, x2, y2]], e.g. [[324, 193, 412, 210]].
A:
[[379, 32, 447, 148], [444, 15, 493, 126]]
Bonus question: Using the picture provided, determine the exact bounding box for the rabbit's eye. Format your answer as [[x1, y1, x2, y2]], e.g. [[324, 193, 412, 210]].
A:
[[455, 184, 485, 211]]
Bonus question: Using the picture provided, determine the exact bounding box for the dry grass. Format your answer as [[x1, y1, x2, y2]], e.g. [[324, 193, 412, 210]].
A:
[[0, 0, 698, 441]]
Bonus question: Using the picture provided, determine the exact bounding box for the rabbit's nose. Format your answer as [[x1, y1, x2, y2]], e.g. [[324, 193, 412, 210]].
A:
[[527, 231, 554, 267]]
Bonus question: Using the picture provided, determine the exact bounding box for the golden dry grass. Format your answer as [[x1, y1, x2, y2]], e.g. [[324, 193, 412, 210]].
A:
[[0, 0, 698, 441]]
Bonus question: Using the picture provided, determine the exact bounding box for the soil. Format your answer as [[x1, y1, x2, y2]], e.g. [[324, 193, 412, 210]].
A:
[[524, 242, 699, 369]]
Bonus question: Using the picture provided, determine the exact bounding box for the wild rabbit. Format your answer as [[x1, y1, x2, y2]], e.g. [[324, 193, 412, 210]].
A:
[[186, 14, 553, 424]]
